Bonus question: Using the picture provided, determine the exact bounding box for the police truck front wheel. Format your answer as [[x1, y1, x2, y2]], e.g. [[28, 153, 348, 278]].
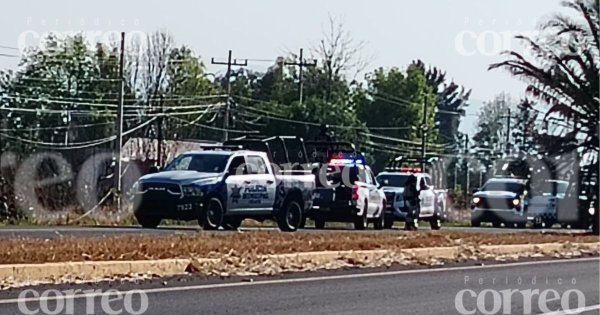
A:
[[277, 199, 303, 232], [201, 198, 224, 230], [136, 215, 161, 229]]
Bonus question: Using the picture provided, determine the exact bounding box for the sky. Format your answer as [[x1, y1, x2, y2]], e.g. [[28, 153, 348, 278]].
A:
[[0, 0, 566, 134]]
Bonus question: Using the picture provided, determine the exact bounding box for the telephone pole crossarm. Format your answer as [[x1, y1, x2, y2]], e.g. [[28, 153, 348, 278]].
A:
[[211, 50, 248, 142]]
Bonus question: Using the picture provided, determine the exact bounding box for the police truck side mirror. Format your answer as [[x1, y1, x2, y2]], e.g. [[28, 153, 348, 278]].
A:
[[149, 165, 160, 174], [472, 188, 479, 194]]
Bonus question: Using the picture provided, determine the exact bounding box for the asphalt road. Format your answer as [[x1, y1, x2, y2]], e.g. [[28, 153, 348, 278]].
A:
[[0, 224, 588, 239], [0, 258, 597, 315]]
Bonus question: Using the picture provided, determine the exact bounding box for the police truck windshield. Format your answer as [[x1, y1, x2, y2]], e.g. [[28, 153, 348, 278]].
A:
[[376, 175, 409, 187], [482, 182, 524, 193], [164, 154, 230, 173]]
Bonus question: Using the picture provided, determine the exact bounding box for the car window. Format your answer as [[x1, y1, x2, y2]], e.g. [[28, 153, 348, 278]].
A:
[[164, 154, 229, 173], [370, 172, 378, 186], [228, 156, 247, 175], [246, 156, 269, 175], [171, 156, 192, 170]]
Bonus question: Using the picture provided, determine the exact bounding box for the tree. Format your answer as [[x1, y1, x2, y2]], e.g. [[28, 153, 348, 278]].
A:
[[356, 64, 437, 171], [412, 60, 471, 153], [472, 93, 513, 166], [312, 15, 369, 101], [489, 0, 598, 159], [489, 0, 599, 210], [512, 98, 539, 155]]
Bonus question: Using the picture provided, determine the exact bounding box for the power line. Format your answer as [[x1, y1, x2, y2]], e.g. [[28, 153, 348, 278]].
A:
[[0, 45, 18, 50], [169, 116, 259, 134], [0, 121, 116, 132], [1, 117, 156, 149]]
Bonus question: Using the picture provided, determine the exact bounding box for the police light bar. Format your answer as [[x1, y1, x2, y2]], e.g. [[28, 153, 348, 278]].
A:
[[328, 152, 366, 166], [329, 158, 364, 166], [400, 167, 422, 173]]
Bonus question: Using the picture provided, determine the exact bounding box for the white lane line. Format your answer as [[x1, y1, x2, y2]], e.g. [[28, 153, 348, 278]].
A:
[[538, 304, 600, 315], [0, 257, 597, 305]]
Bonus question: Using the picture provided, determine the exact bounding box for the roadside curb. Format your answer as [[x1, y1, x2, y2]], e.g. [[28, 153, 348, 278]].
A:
[[1, 243, 598, 282]]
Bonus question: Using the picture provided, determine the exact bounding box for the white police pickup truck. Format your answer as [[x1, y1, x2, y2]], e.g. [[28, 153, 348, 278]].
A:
[[132, 149, 315, 231], [376, 170, 441, 229]]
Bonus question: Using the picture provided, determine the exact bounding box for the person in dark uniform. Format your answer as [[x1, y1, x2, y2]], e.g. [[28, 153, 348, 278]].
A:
[[403, 175, 419, 231]]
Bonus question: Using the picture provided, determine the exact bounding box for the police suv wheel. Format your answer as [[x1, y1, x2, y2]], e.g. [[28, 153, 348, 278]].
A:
[[470, 219, 481, 227], [136, 215, 161, 229], [277, 200, 303, 232], [202, 198, 224, 230]]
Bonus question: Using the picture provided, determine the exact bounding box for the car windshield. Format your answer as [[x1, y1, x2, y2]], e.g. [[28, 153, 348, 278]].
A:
[[538, 181, 569, 196], [482, 181, 525, 193], [164, 154, 230, 173], [376, 175, 409, 187]]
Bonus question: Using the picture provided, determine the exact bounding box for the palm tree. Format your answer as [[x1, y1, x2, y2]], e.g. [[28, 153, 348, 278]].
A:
[[489, 0, 598, 158], [490, 0, 599, 226]]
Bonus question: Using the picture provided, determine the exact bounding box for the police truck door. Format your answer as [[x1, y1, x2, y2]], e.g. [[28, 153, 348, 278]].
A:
[[225, 155, 250, 211], [243, 155, 277, 210]]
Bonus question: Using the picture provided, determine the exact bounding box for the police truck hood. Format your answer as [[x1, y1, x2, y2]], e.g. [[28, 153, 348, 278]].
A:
[[382, 186, 405, 193], [140, 171, 221, 185], [474, 190, 519, 199]]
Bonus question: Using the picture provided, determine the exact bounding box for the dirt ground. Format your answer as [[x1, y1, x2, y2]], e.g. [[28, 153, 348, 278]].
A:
[[1, 230, 598, 265]]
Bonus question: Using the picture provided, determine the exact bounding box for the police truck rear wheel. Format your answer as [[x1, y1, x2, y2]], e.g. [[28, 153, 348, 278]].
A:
[[136, 215, 161, 229], [202, 198, 224, 230], [277, 200, 303, 232], [470, 219, 481, 227]]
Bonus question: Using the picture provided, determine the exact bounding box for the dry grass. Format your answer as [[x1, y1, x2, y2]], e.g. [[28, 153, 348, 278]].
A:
[[1, 231, 598, 265]]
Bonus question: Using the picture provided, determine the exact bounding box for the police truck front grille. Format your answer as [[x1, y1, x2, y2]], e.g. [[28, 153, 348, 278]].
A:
[[480, 198, 513, 210], [141, 183, 182, 201]]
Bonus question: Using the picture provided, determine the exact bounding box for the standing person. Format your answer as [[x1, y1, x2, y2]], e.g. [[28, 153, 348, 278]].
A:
[[403, 175, 419, 231]]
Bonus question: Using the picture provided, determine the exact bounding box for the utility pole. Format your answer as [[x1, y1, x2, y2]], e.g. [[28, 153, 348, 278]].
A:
[[211, 50, 247, 142], [114, 31, 126, 211], [420, 98, 429, 172], [284, 48, 317, 105], [503, 108, 512, 156], [464, 134, 470, 202], [157, 94, 164, 168]]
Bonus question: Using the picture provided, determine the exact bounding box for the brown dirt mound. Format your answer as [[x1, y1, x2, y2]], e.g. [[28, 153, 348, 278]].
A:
[[1, 231, 597, 265]]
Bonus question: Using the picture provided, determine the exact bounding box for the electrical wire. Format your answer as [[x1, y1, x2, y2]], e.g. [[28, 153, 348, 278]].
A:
[[169, 116, 259, 134], [0, 117, 157, 149]]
